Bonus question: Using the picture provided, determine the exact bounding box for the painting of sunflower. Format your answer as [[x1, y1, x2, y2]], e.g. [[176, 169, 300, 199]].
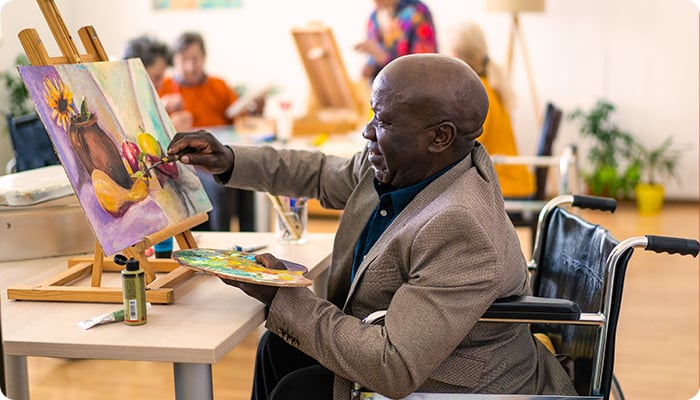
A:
[[18, 60, 212, 256], [43, 77, 76, 131]]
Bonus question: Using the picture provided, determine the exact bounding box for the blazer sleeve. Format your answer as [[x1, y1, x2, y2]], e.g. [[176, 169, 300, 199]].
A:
[[224, 144, 368, 210]]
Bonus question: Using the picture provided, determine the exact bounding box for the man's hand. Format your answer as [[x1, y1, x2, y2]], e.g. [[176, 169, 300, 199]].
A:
[[167, 130, 234, 175], [161, 93, 185, 113], [220, 253, 285, 305], [169, 110, 194, 131]]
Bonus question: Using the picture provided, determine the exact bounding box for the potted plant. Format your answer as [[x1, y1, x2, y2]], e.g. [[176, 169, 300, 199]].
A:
[[569, 99, 640, 199], [1, 54, 34, 117], [633, 136, 682, 215], [1, 53, 59, 172]]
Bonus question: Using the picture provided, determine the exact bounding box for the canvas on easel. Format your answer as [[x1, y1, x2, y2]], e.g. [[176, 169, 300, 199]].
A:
[[6, 0, 210, 304], [18, 60, 211, 255]]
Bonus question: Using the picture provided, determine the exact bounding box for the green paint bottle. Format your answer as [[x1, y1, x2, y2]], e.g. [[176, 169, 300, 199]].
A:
[[115, 255, 147, 326]]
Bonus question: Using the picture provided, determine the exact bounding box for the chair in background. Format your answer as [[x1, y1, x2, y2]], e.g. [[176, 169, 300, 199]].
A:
[[6, 113, 60, 173], [354, 194, 699, 400], [492, 102, 567, 244]]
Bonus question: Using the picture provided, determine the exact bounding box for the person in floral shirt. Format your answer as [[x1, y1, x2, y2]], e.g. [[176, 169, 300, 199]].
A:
[[355, 0, 438, 81]]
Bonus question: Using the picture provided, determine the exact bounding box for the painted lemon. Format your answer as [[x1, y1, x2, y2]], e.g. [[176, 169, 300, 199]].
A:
[[92, 169, 148, 217]]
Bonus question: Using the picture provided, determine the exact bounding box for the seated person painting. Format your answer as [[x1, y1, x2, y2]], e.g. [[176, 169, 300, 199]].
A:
[[168, 54, 576, 399], [159, 31, 260, 231], [159, 31, 236, 128]]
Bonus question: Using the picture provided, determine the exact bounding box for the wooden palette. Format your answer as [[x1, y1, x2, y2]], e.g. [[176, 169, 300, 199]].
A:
[[173, 248, 312, 287]]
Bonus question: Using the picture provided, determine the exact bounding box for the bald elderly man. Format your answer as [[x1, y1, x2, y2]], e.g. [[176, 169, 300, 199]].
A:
[[167, 54, 577, 400]]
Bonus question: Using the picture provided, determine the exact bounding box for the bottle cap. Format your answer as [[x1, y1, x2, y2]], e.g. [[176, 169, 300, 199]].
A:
[[125, 258, 140, 271], [113, 254, 128, 266], [154, 237, 174, 259]]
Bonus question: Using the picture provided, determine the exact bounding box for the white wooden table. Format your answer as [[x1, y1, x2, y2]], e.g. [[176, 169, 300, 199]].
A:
[[1, 231, 334, 400]]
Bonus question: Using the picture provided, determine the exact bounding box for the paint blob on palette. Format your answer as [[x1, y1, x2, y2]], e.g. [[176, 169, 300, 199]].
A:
[[173, 248, 312, 287]]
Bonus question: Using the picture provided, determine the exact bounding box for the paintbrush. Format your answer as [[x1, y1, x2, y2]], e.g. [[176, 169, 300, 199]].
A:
[[145, 148, 195, 175], [266, 193, 304, 240]]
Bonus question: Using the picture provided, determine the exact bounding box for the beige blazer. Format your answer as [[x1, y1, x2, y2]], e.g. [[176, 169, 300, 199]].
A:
[[227, 142, 576, 399]]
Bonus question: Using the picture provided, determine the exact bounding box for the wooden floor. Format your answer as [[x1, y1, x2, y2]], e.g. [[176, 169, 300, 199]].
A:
[[16, 201, 700, 399]]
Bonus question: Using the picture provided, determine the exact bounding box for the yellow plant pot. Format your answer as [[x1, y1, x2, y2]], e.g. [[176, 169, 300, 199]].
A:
[[635, 183, 665, 215]]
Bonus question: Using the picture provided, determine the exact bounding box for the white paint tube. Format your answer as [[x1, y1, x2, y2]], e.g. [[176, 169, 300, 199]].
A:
[[78, 303, 152, 330]]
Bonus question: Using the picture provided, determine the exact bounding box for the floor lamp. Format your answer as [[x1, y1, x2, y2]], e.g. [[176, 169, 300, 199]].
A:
[[485, 0, 545, 124]]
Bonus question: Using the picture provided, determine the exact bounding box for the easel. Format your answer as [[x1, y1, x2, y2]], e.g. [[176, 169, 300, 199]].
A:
[[7, 0, 206, 304], [290, 22, 369, 136], [504, 12, 542, 125], [485, 0, 545, 125]]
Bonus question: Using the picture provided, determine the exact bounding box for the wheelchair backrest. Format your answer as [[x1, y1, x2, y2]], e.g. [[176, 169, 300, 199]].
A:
[[530, 206, 632, 397], [8, 113, 60, 172]]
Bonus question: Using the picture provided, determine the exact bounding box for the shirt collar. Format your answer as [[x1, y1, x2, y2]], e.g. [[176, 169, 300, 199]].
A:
[[372, 157, 463, 210]]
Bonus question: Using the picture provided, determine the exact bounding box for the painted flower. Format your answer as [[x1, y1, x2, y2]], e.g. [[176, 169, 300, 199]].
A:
[[43, 77, 76, 131]]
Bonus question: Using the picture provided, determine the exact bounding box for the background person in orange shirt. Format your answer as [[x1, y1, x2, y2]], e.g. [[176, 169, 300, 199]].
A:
[[159, 31, 257, 231], [159, 32, 238, 129]]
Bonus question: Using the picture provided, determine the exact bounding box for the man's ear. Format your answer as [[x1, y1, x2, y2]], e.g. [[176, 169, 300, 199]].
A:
[[427, 122, 456, 153]]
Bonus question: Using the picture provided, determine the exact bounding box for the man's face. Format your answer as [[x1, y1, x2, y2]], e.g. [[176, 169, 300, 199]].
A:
[[363, 74, 434, 188], [174, 43, 205, 85]]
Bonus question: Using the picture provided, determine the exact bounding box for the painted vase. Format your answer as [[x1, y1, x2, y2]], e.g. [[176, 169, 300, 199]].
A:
[[69, 114, 132, 189]]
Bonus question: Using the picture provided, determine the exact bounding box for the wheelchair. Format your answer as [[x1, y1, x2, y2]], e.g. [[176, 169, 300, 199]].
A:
[[352, 194, 699, 400]]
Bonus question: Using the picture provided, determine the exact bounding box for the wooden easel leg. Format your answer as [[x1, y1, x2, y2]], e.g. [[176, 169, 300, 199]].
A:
[[18, 28, 51, 66], [38, 262, 93, 287], [176, 230, 199, 251], [36, 0, 81, 63], [515, 18, 543, 125], [505, 13, 517, 78], [90, 241, 104, 287], [77, 26, 108, 61], [147, 267, 196, 291]]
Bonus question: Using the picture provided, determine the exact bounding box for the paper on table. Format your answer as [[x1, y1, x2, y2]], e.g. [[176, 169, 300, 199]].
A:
[[0, 165, 74, 207], [225, 84, 275, 119]]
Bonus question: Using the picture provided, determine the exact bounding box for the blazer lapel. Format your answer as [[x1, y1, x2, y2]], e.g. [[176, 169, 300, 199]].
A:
[[343, 153, 475, 309], [328, 170, 378, 308]]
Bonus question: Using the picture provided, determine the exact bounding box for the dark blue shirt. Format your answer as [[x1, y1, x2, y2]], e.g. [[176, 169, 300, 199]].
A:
[[350, 161, 459, 282]]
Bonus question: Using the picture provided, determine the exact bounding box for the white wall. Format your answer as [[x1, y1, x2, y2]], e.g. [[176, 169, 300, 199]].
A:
[[0, 0, 697, 199]]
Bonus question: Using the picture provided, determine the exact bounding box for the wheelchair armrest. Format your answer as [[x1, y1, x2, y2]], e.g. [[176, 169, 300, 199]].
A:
[[482, 295, 581, 321]]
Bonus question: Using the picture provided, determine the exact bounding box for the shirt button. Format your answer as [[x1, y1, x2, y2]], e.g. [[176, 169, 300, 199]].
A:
[[379, 210, 388, 217]]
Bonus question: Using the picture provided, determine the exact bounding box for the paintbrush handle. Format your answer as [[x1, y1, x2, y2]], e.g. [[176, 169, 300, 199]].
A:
[[266, 193, 303, 240], [146, 148, 196, 174], [162, 147, 196, 163]]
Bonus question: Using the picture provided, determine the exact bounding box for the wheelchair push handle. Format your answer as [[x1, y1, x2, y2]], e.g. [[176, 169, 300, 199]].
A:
[[645, 235, 700, 257], [571, 194, 617, 212]]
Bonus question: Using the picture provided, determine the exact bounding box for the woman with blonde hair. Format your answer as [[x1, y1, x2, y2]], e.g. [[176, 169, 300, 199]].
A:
[[452, 22, 535, 197]]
